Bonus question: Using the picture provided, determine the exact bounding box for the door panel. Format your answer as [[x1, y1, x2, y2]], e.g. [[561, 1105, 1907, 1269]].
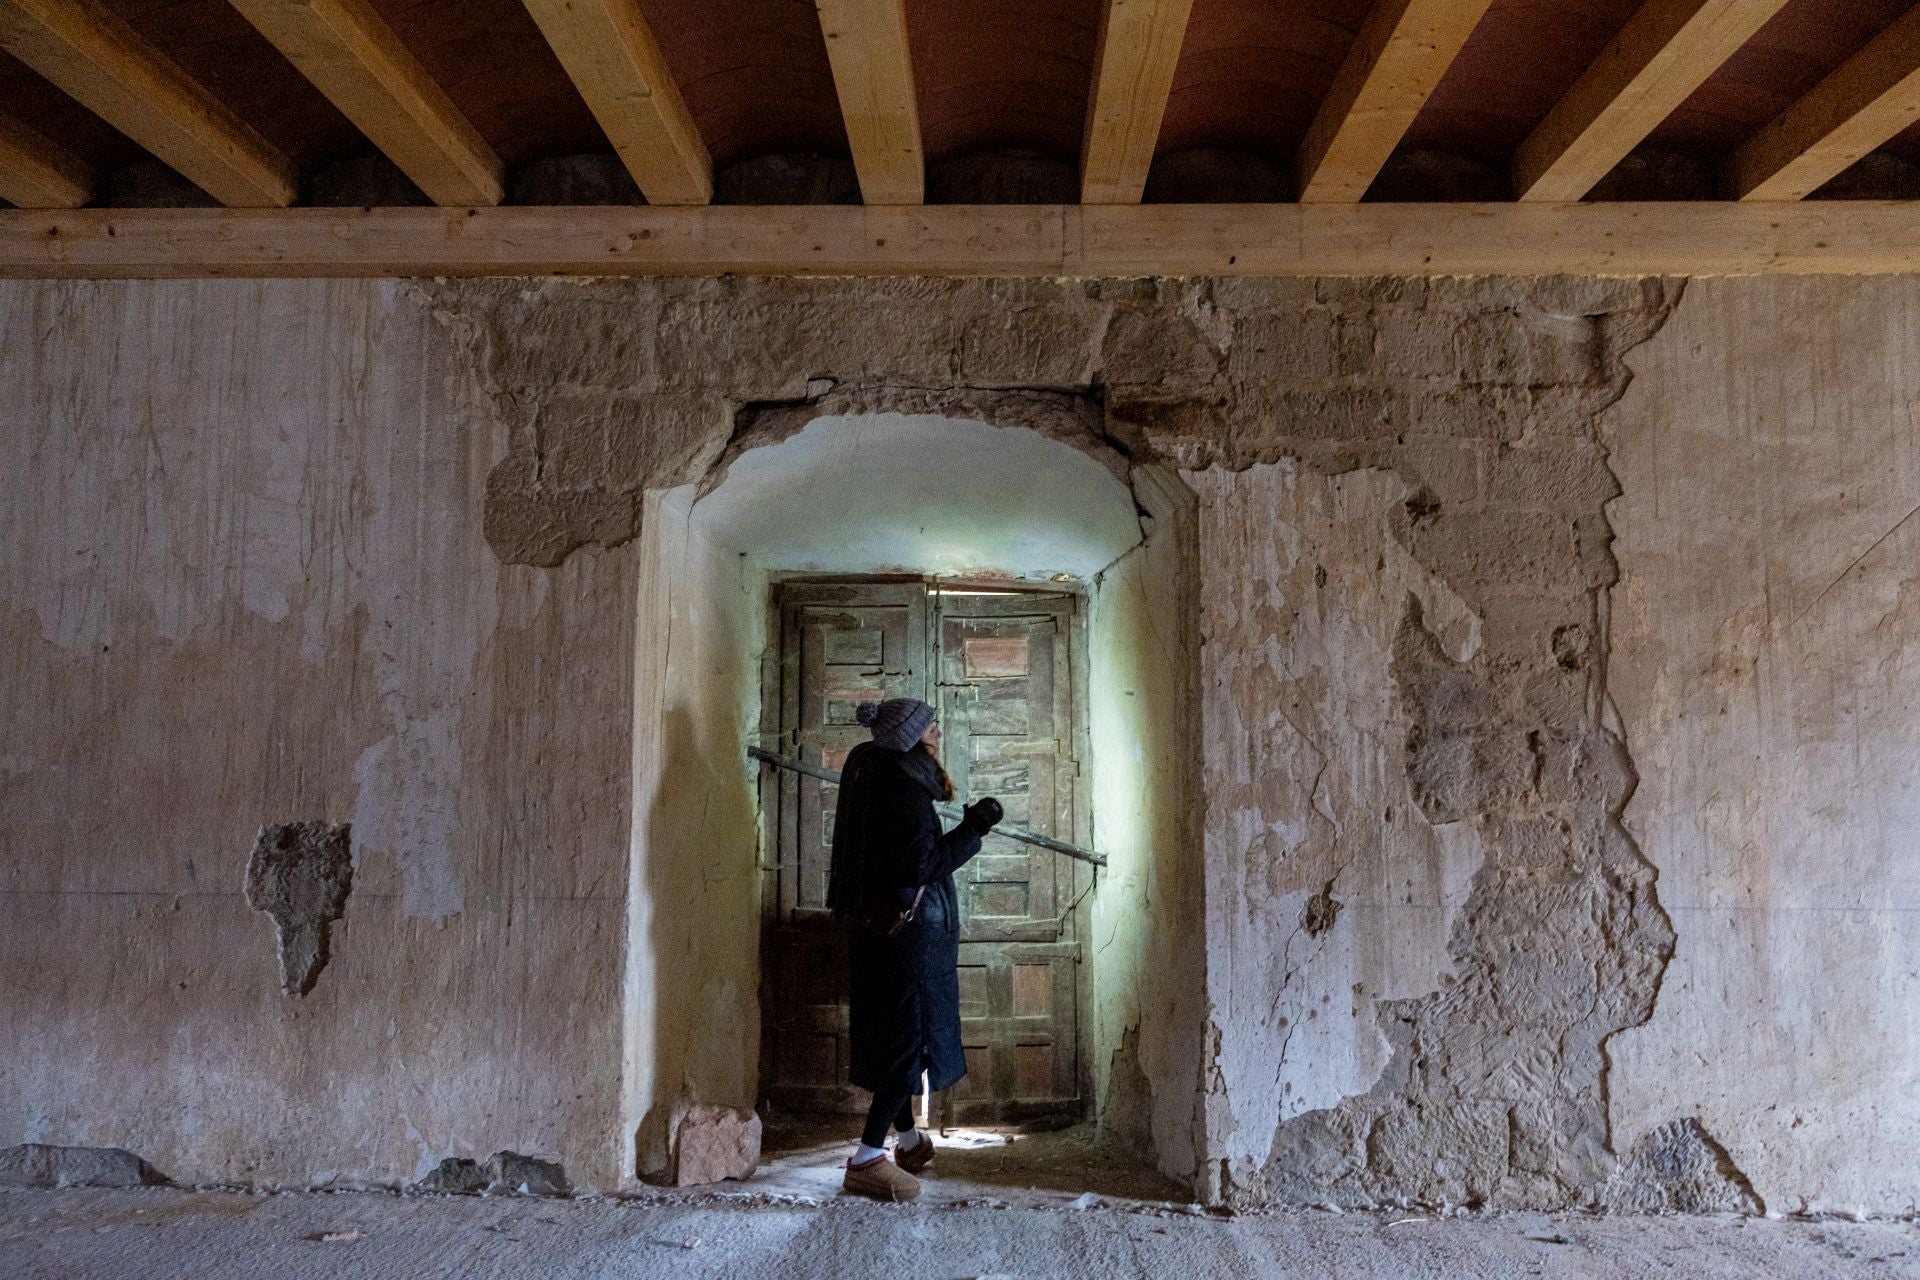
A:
[[760, 580, 1085, 1125], [936, 593, 1083, 1120], [763, 582, 926, 1115]]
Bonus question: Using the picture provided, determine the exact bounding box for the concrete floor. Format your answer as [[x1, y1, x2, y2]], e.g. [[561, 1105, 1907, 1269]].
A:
[[4, 1184, 1916, 1279], [748, 1122, 1193, 1207]]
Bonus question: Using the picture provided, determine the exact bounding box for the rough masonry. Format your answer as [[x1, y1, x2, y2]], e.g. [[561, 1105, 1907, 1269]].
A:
[[426, 274, 1696, 1210]]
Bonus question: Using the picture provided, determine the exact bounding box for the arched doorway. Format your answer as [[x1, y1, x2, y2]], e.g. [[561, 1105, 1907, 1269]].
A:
[[621, 406, 1202, 1191]]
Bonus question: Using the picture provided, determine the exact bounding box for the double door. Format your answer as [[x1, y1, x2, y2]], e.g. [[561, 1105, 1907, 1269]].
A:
[[759, 579, 1088, 1125]]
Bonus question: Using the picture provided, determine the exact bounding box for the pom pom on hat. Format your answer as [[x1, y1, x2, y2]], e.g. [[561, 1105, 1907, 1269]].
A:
[[856, 701, 881, 727]]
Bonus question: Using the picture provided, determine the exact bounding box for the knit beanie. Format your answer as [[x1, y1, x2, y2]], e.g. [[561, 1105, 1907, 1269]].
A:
[[856, 698, 936, 752]]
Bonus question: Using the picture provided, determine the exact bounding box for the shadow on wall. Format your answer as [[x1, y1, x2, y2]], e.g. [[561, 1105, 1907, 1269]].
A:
[[625, 502, 764, 1184]]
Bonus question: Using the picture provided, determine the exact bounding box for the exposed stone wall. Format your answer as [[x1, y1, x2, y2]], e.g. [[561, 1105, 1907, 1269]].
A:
[[4, 272, 1911, 1214], [432, 274, 1688, 1208], [1173, 281, 1685, 1209]]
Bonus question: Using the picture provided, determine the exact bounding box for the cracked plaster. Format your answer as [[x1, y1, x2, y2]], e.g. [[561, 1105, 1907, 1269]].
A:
[[430, 273, 1694, 1209], [19, 272, 1892, 1212]]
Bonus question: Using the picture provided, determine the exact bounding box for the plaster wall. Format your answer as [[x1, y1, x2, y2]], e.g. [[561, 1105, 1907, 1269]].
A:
[[1085, 466, 1204, 1183], [1604, 277, 1920, 1217], [636, 417, 1199, 1182], [1189, 459, 1489, 1182], [0, 280, 635, 1191], [1, 273, 1912, 1216], [624, 486, 763, 1183]]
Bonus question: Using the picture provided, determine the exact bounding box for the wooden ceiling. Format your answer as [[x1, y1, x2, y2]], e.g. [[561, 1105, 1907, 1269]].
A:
[[7, 0, 1920, 209], [4, 0, 1920, 276]]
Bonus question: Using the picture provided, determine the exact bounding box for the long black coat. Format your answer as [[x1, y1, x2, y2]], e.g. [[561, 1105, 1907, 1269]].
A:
[[825, 742, 986, 1095]]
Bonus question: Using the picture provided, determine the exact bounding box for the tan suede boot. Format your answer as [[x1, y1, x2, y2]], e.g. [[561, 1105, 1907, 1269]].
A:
[[843, 1154, 922, 1202], [893, 1131, 934, 1174]]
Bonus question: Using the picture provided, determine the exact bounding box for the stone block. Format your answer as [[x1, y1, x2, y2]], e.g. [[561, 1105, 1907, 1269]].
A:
[[1401, 387, 1535, 441], [0, 1144, 166, 1188], [1315, 276, 1428, 311], [672, 1105, 762, 1186], [1403, 510, 1584, 599], [487, 1151, 571, 1197], [1482, 442, 1619, 512], [1372, 307, 1460, 380], [1524, 276, 1666, 319], [1396, 438, 1483, 508], [414, 1157, 490, 1195], [1517, 386, 1610, 439], [410, 1151, 571, 1197], [1228, 311, 1355, 383], [956, 300, 1103, 386], [1101, 305, 1221, 397], [1365, 1103, 1509, 1206], [1226, 387, 1399, 448], [1599, 1119, 1762, 1214]]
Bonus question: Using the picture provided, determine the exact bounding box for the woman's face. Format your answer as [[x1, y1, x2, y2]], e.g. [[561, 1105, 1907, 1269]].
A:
[[920, 721, 941, 755]]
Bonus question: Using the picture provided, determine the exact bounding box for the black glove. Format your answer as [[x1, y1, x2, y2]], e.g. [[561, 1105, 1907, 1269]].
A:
[[963, 797, 1004, 831]]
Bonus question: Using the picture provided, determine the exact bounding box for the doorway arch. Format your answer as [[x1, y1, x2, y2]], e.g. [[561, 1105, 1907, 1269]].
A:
[[621, 403, 1203, 1189]]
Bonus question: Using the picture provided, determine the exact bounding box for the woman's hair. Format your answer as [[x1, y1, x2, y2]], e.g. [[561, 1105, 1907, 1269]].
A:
[[914, 741, 957, 801]]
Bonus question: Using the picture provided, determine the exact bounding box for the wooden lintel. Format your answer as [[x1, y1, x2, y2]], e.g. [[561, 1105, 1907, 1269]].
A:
[[1513, 0, 1791, 203], [228, 0, 503, 207], [816, 0, 922, 205], [1728, 7, 1920, 201], [0, 0, 296, 207], [0, 108, 91, 207], [3, 203, 1918, 278], [521, 0, 711, 206], [1297, 0, 1495, 203], [1081, 0, 1195, 205]]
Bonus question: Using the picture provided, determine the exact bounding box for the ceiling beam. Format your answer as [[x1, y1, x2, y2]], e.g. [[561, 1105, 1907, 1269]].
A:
[[5, 203, 1919, 277], [1727, 6, 1920, 201], [1296, 0, 1496, 203], [1513, 0, 1791, 203], [0, 109, 91, 206], [227, 0, 502, 207], [815, 0, 921, 205], [0, 0, 296, 207], [1081, 0, 1194, 204], [520, 0, 710, 206]]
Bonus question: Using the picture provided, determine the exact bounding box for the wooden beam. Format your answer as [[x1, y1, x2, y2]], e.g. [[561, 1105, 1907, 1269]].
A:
[[0, 0, 296, 207], [227, 0, 502, 207], [1728, 7, 1920, 201], [4, 203, 1920, 277], [815, 0, 921, 205], [520, 0, 710, 206], [1296, 0, 1496, 203], [0, 109, 91, 206], [1513, 0, 1791, 203], [1080, 0, 1194, 204]]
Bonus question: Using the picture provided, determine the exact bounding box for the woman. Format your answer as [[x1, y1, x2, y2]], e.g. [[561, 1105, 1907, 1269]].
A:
[[826, 696, 1003, 1202]]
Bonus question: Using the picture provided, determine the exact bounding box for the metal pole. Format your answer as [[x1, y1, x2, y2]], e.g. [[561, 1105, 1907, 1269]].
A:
[[747, 745, 1107, 868]]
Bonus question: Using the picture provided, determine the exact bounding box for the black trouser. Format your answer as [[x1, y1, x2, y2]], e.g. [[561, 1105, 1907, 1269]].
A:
[[860, 1089, 918, 1149]]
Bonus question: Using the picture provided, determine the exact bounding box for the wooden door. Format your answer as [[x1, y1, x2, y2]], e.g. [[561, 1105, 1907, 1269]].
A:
[[936, 591, 1086, 1124], [760, 581, 927, 1116], [759, 580, 1087, 1125]]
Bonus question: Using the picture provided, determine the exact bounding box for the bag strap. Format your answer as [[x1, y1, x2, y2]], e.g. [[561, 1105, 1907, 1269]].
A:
[[901, 884, 928, 923]]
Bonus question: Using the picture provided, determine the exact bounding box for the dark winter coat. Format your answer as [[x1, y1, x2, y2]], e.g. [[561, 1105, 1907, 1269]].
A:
[[825, 742, 988, 1095]]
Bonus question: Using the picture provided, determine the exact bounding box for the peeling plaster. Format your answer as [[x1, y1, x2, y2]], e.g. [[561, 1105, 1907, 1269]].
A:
[[1190, 462, 1496, 1178], [244, 822, 354, 997]]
